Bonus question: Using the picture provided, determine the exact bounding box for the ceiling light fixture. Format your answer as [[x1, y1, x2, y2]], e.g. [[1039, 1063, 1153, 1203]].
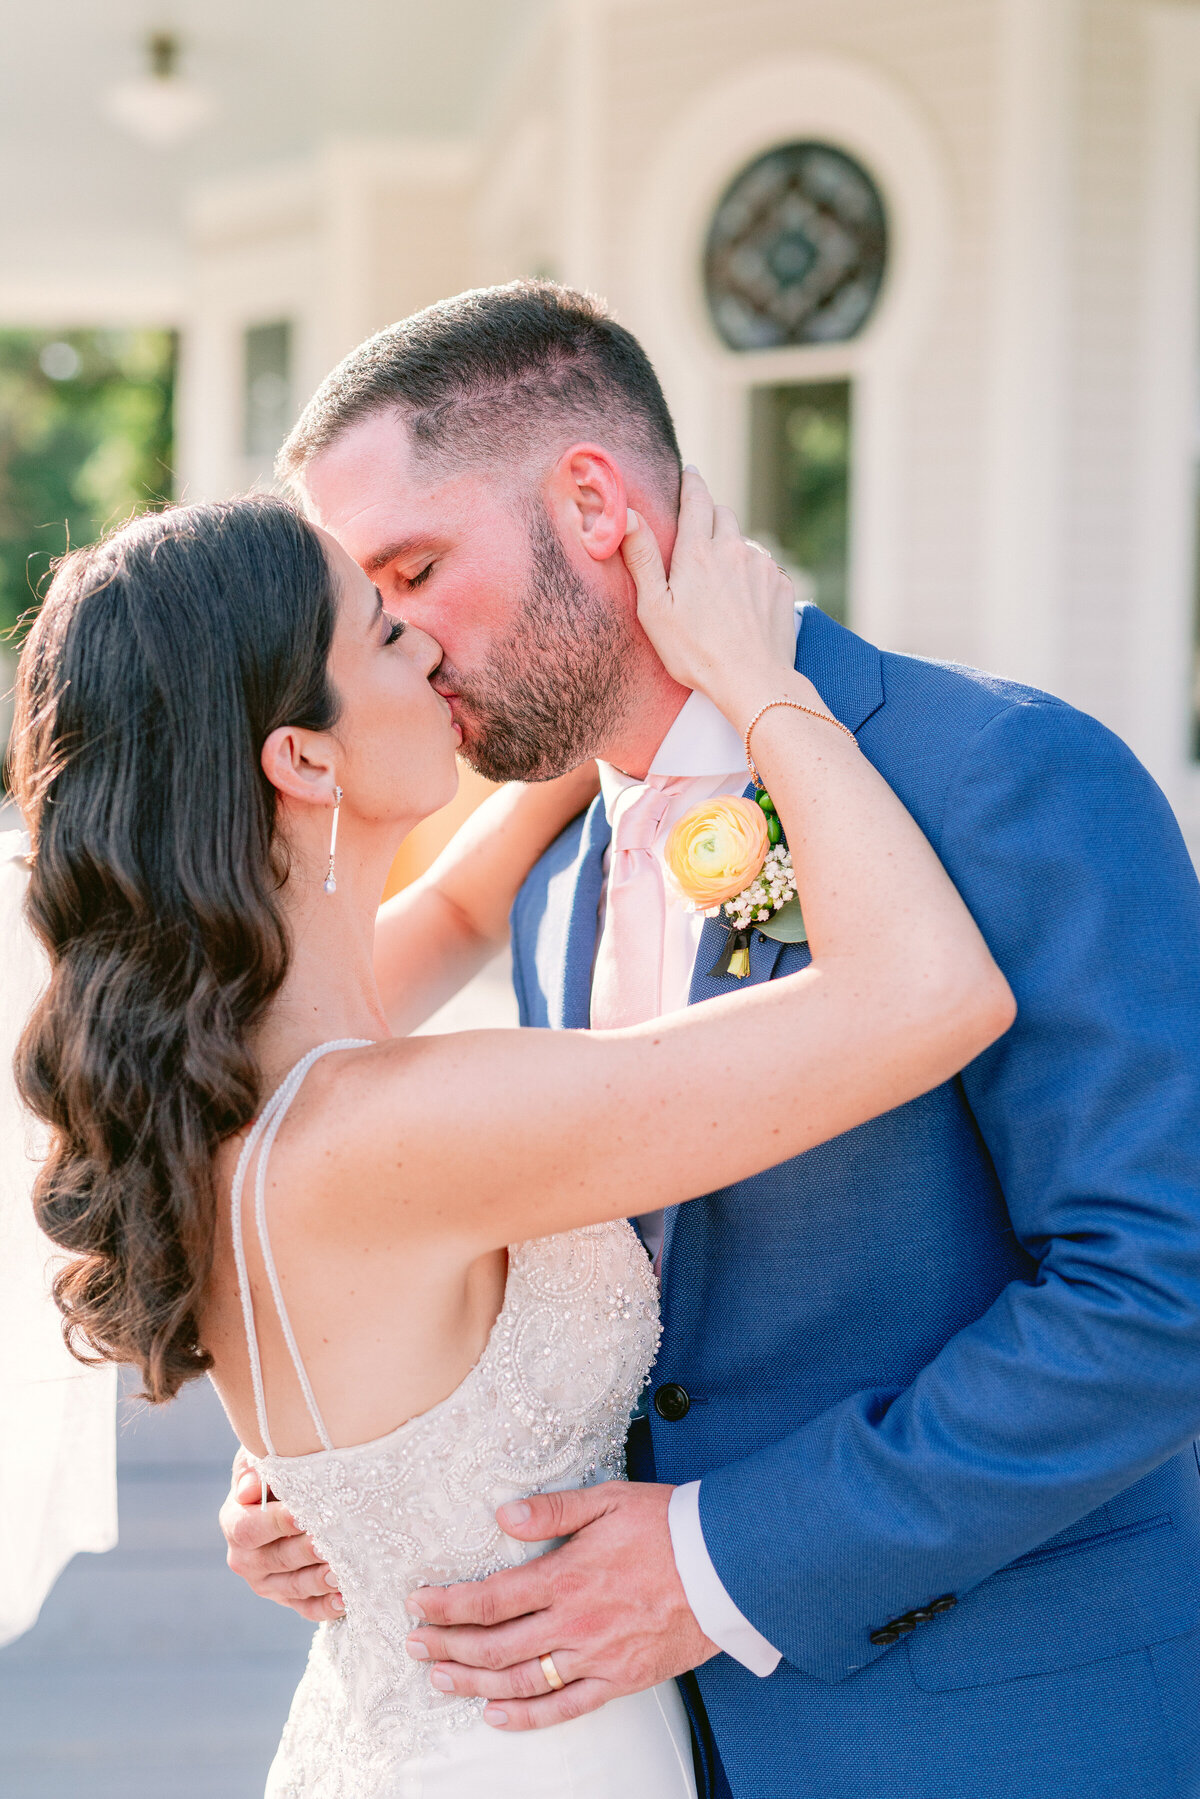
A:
[[103, 32, 216, 149]]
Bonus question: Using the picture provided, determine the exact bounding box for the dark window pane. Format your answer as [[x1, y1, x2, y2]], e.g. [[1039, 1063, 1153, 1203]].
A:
[[243, 322, 292, 459], [748, 381, 852, 626], [705, 143, 888, 352]]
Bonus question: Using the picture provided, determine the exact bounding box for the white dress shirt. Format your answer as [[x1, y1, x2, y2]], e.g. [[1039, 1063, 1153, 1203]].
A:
[[593, 680, 787, 1680]]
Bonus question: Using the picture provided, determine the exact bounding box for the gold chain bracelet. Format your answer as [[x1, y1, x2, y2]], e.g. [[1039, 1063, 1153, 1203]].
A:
[[743, 698, 857, 786]]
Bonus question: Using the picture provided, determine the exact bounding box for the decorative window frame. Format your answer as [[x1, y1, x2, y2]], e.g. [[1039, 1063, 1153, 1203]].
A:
[[1134, 5, 1200, 841], [629, 52, 950, 647]]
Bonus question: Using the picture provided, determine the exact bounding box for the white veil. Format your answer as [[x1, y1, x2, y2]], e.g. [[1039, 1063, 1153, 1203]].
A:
[[0, 828, 117, 1648]]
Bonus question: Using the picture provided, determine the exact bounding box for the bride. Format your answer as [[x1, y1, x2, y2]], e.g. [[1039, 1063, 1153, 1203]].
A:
[[8, 484, 1012, 1796]]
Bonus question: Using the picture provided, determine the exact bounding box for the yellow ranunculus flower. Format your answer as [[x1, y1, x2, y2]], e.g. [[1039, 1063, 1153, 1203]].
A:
[[664, 796, 770, 909]]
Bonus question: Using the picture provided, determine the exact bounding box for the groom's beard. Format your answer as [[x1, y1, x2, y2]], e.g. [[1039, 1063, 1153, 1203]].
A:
[[440, 504, 634, 783]]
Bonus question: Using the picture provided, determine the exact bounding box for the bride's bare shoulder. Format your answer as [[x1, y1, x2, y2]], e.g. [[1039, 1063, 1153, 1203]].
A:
[[249, 1020, 665, 1257]]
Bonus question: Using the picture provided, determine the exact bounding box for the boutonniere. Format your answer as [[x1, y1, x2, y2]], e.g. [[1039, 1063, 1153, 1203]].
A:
[[663, 793, 807, 979]]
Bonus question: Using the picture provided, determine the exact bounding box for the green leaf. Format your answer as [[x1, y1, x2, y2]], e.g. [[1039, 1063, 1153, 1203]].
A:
[[758, 897, 808, 943]]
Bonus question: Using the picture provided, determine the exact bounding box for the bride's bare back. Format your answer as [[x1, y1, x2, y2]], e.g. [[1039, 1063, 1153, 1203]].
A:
[[204, 1039, 512, 1456]]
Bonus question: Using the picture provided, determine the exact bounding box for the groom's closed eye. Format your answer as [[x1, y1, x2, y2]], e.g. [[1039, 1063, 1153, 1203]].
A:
[[403, 564, 434, 591]]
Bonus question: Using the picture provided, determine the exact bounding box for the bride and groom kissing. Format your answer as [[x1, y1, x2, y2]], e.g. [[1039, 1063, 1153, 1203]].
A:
[[13, 281, 1200, 1798]]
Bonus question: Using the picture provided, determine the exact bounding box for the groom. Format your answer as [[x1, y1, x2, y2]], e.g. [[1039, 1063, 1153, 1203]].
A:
[[222, 282, 1200, 1797]]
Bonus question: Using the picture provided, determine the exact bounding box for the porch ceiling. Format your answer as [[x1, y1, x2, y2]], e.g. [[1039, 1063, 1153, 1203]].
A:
[[0, 0, 550, 320]]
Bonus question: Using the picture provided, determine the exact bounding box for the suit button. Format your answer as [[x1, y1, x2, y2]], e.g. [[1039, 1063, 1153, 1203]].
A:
[[869, 1627, 900, 1646], [892, 1616, 917, 1635], [654, 1383, 691, 1422], [929, 1594, 958, 1613], [910, 1609, 934, 1624]]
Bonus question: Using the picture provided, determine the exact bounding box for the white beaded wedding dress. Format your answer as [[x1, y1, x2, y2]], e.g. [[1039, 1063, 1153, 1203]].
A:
[[231, 1042, 697, 1799]]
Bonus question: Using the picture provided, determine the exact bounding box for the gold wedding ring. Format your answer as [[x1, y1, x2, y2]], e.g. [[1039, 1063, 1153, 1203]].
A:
[[539, 1652, 566, 1691]]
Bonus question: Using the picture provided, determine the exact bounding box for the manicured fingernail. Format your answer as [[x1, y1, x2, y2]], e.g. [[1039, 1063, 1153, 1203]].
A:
[[330, 1595, 345, 1613], [484, 1707, 509, 1727], [430, 1671, 454, 1692], [325, 1571, 341, 1589], [684, 463, 699, 473], [407, 1598, 426, 1621], [406, 1639, 430, 1660], [625, 508, 638, 533], [236, 1474, 259, 1502], [499, 1501, 531, 1527]]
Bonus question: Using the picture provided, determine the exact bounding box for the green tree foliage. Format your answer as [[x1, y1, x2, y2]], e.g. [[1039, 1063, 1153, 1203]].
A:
[[0, 329, 175, 634]]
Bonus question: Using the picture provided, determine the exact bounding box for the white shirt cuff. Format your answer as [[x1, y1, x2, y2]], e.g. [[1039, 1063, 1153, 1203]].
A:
[[667, 1479, 782, 1677]]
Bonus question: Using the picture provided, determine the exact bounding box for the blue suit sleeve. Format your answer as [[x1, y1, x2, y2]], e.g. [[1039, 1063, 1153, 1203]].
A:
[[696, 699, 1200, 1682], [508, 888, 533, 1029]]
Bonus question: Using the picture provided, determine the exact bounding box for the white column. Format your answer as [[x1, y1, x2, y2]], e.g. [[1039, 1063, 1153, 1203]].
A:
[[173, 305, 240, 503], [317, 142, 376, 369], [979, 0, 1081, 690], [1130, 5, 1200, 836]]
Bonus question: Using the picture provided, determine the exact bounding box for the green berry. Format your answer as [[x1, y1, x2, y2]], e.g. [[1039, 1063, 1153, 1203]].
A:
[[757, 790, 776, 815], [767, 815, 783, 844]]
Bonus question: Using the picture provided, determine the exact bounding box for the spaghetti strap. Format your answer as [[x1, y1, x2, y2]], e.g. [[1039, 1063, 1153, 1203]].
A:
[[230, 1039, 372, 1463]]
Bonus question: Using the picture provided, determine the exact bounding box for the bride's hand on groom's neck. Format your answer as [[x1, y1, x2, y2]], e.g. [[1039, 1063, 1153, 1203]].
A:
[[623, 467, 799, 724]]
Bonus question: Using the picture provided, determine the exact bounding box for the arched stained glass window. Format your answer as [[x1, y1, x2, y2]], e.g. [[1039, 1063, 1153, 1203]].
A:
[[704, 142, 888, 351]]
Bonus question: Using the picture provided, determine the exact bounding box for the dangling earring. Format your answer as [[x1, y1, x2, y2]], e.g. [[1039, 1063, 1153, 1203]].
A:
[[323, 786, 343, 894]]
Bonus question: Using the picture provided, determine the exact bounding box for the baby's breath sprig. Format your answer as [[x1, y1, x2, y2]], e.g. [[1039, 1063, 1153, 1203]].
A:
[[707, 840, 798, 929], [702, 789, 797, 931]]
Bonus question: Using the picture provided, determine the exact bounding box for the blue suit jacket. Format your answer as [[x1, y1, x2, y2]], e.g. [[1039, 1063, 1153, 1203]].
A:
[[510, 606, 1200, 1798]]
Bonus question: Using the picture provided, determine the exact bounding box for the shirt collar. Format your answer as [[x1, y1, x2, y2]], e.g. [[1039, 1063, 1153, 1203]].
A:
[[597, 605, 802, 817], [597, 690, 745, 819]]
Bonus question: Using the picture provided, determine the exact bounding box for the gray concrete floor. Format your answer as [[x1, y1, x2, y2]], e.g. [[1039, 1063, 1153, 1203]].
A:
[[0, 954, 518, 1798], [0, 1372, 313, 1799]]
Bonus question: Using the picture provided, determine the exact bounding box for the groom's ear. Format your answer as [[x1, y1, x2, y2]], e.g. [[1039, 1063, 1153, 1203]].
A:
[[546, 444, 628, 564]]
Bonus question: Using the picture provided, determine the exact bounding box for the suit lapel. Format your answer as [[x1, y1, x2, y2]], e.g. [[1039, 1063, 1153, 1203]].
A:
[[661, 863, 787, 1274], [660, 607, 885, 1278], [661, 852, 789, 1275], [794, 602, 885, 736], [679, 598, 883, 1010], [542, 793, 611, 1031]]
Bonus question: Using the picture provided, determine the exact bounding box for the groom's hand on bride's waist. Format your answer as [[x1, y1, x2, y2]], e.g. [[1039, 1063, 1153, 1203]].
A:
[[219, 1449, 345, 1624], [403, 1481, 717, 1730]]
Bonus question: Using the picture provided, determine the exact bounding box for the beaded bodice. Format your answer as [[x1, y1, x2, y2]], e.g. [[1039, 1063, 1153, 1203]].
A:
[[232, 1045, 661, 1796]]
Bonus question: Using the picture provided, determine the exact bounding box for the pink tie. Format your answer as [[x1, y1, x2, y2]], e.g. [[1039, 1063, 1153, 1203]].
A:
[[592, 777, 687, 1277], [591, 776, 686, 1030]]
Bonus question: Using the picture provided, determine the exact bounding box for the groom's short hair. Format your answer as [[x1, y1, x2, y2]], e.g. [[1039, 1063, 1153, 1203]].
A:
[[277, 282, 682, 501]]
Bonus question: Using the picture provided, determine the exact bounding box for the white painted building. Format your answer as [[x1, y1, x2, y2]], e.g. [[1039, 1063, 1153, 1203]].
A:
[[4, 0, 1200, 856]]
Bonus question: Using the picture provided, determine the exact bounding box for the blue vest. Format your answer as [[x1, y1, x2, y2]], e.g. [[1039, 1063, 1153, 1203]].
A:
[[510, 606, 1200, 1798]]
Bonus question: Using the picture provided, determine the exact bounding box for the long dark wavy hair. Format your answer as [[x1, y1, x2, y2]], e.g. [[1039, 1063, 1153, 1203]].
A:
[[9, 497, 341, 1402]]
